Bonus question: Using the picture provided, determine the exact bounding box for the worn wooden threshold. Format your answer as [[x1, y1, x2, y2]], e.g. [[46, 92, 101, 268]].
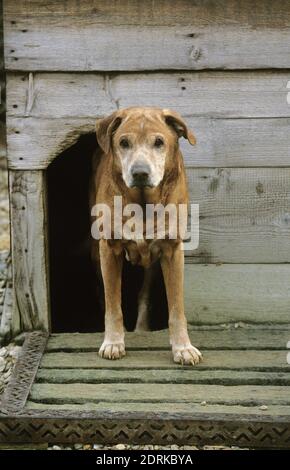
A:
[[0, 329, 290, 448]]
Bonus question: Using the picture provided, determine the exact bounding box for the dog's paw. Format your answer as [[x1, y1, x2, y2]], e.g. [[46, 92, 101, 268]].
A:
[[99, 341, 126, 360], [172, 344, 202, 366]]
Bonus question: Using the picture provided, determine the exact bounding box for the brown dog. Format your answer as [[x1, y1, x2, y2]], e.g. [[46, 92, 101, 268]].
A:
[[90, 107, 202, 365]]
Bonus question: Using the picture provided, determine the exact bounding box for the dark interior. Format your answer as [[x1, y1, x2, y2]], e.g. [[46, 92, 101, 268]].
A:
[[47, 133, 168, 333]]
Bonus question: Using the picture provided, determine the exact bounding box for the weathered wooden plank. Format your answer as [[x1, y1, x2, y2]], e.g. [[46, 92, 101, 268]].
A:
[[184, 265, 290, 324], [4, 1, 290, 70], [6, 117, 95, 170], [47, 327, 290, 351], [35, 368, 290, 386], [40, 351, 290, 370], [8, 116, 290, 170], [25, 401, 290, 417], [186, 168, 290, 264], [5, 0, 290, 28], [8, 128, 290, 171], [9, 171, 50, 335], [29, 383, 290, 405], [6, 71, 290, 169], [6, 168, 290, 264], [7, 72, 290, 119]]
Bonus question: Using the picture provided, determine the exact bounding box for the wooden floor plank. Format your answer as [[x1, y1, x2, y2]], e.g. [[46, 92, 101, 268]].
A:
[[36, 368, 290, 386], [25, 401, 290, 417], [40, 350, 290, 371], [29, 383, 290, 406], [47, 329, 290, 351]]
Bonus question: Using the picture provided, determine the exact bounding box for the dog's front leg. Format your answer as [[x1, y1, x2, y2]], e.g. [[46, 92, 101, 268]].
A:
[[161, 243, 202, 365], [99, 239, 125, 360]]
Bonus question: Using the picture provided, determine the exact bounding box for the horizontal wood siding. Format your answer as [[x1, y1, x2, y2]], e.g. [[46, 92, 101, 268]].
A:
[[4, 0, 290, 332], [183, 265, 290, 324], [6, 71, 290, 169], [186, 168, 290, 263], [4, 1, 290, 71]]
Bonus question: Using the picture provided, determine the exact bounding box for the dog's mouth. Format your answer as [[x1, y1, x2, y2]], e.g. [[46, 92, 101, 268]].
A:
[[130, 182, 155, 189]]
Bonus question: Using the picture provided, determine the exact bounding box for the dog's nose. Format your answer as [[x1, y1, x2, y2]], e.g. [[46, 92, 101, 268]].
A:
[[131, 163, 150, 186]]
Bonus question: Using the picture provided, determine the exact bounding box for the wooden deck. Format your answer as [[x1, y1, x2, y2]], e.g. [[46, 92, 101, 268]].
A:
[[1, 328, 290, 447]]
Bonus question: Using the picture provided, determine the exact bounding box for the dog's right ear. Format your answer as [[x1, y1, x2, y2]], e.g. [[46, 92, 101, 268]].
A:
[[96, 112, 123, 154]]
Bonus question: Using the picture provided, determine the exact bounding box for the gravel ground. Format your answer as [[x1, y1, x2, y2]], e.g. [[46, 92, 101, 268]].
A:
[[0, 166, 241, 451], [0, 343, 22, 395]]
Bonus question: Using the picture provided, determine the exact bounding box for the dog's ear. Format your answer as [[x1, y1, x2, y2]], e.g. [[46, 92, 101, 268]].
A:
[[96, 112, 123, 154], [162, 109, 196, 145]]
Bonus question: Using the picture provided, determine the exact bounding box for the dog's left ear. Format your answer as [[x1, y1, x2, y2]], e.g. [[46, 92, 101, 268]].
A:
[[96, 111, 123, 154], [162, 109, 196, 145]]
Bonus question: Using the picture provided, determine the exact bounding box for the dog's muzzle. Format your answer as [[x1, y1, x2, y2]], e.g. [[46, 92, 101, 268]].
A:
[[130, 162, 153, 188]]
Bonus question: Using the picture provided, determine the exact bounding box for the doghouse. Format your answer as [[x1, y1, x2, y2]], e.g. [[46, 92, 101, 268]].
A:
[[1, 0, 290, 447]]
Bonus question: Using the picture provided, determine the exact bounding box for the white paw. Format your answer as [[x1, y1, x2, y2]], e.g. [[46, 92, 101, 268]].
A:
[[99, 341, 126, 360], [172, 344, 202, 366]]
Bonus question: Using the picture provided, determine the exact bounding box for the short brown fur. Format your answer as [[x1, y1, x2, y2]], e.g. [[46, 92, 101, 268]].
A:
[[91, 107, 202, 365]]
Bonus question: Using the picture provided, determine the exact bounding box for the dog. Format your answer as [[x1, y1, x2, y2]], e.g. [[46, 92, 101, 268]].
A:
[[90, 106, 202, 366]]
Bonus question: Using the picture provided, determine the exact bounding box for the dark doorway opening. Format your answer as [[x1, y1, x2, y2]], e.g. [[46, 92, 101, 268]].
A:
[[47, 133, 168, 333]]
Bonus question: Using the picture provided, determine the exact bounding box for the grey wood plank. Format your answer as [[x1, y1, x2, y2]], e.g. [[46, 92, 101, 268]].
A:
[[47, 327, 290, 351], [6, 168, 290, 264], [5, 0, 290, 28], [9, 171, 50, 335], [29, 383, 290, 405], [7, 72, 290, 119], [184, 265, 290, 325], [35, 368, 290, 386], [7, 116, 290, 170], [6, 117, 95, 170], [4, 0, 290, 70], [40, 350, 290, 370], [186, 168, 290, 264], [6, 72, 290, 169], [25, 401, 290, 416]]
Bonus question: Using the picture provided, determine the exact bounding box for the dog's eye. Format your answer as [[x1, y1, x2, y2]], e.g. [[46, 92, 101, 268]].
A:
[[120, 138, 130, 149], [154, 137, 164, 148]]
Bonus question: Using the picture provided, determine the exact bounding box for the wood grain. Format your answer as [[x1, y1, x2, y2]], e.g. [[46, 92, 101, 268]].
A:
[[7, 72, 290, 119], [29, 382, 290, 405], [8, 116, 290, 170], [7, 167, 290, 264], [5, 0, 290, 28], [40, 350, 289, 370], [9, 171, 50, 335], [186, 168, 290, 264], [35, 368, 290, 386], [47, 327, 290, 351], [25, 401, 290, 416], [6, 71, 290, 169], [4, 1, 290, 70], [184, 265, 290, 324]]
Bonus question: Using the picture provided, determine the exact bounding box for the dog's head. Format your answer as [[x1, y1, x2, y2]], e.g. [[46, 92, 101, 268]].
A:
[[96, 107, 196, 189]]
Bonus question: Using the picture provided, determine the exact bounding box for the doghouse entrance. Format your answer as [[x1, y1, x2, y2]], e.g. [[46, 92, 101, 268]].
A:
[[47, 134, 168, 333]]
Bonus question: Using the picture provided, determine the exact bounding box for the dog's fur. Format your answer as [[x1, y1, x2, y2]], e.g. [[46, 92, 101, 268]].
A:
[[90, 107, 202, 365]]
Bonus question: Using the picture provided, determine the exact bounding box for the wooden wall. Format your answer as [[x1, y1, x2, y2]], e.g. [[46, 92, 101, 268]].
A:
[[0, 0, 6, 161], [3, 0, 290, 331]]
